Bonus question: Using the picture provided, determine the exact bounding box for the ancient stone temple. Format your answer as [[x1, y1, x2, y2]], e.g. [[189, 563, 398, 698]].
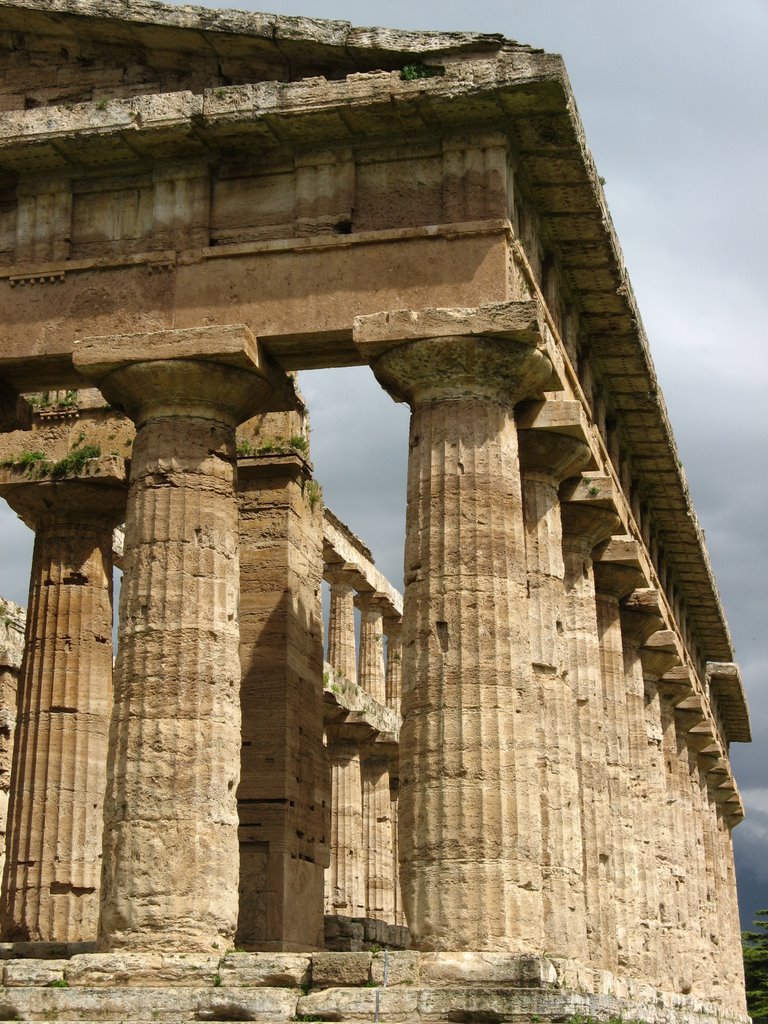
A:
[[0, 1, 751, 1021]]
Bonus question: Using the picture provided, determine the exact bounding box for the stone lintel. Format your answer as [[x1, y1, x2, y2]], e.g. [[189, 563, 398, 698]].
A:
[[323, 510, 402, 618], [706, 662, 751, 743], [323, 665, 400, 740], [353, 300, 546, 359]]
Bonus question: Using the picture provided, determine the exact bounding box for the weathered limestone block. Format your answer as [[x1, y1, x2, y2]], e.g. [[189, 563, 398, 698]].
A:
[[0, 461, 127, 943], [517, 400, 592, 959], [237, 439, 329, 952], [560, 476, 621, 971], [310, 950, 372, 987], [370, 949, 421, 986], [217, 951, 311, 988], [420, 951, 558, 987], [297, 986, 419, 1022], [3, 957, 68, 986], [65, 952, 220, 987], [356, 303, 554, 951], [73, 325, 277, 951]]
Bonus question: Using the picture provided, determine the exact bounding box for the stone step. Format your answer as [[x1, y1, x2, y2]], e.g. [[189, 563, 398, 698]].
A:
[[0, 986, 299, 1022]]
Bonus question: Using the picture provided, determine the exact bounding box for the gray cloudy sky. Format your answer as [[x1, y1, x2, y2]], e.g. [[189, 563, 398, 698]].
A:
[[1, 0, 766, 928]]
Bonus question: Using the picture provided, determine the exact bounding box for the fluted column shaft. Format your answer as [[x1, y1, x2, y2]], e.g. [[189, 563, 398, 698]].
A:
[[0, 478, 124, 941], [560, 525, 618, 970], [621, 633, 661, 982], [326, 575, 357, 684], [73, 345, 274, 952], [595, 591, 637, 971], [357, 594, 386, 705], [361, 754, 394, 921], [384, 619, 402, 714], [518, 426, 591, 959], [658, 696, 696, 995], [325, 738, 365, 918], [370, 332, 551, 951]]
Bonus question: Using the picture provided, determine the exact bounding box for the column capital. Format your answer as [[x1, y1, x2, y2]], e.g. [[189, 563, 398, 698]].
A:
[[560, 473, 622, 548], [516, 398, 596, 482], [0, 457, 128, 529], [73, 325, 281, 427], [353, 302, 557, 406], [594, 536, 649, 600], [618, 589, 667, 643], [324, 565, 359, 591], [640, 627, 682, 678]]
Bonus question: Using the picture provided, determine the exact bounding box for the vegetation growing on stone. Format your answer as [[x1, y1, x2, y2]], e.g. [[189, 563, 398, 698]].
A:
[[744, 910, 768, 1022], [1, 442, 101, 478], [400, 63, 445, 80]]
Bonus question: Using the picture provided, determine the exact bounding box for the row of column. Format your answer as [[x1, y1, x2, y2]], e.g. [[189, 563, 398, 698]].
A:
[[0, 309, 747, 1014], [352, 306, 745, 1010], [324, 570, 404, 927]]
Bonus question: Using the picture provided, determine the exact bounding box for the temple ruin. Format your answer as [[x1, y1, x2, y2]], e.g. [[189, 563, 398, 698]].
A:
[[0, 1, 752, 1021]]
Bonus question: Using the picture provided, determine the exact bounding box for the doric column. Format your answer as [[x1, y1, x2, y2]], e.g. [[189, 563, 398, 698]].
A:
[[0, 462, 126, 941], [326, 571, 357, 684], [559, 474, 621, 971], [324, 729, 366, 919], [384, 616, 402, 714], [74, 326, 275, 951], [357, 593, 393, 920], [361, 750, 395, 921], [516, 400, 592, 959], [614, 586, 667, 985], [236, 445, 329, 951], [355, 301, 555, 951], [592, 538, 648, 976], [356, 592, 386, 705], [636, 623, 683, 993]]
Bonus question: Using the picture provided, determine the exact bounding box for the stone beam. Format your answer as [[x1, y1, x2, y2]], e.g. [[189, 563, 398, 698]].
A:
[[322, 510, 402, 619]]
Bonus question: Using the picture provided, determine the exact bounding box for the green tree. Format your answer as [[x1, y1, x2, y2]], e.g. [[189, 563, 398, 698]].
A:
[[744, 909, 768, 1022]]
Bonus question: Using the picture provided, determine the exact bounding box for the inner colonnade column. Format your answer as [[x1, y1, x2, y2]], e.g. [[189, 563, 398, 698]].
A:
[[0, 464, 126, 942], [516, 400, 592, 958], [356, 592, 394, 922], [74, 326, 276, 951], [355, 302, 555, 951], [324, 568, 365, 919], [559, 475, 621, 970]]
